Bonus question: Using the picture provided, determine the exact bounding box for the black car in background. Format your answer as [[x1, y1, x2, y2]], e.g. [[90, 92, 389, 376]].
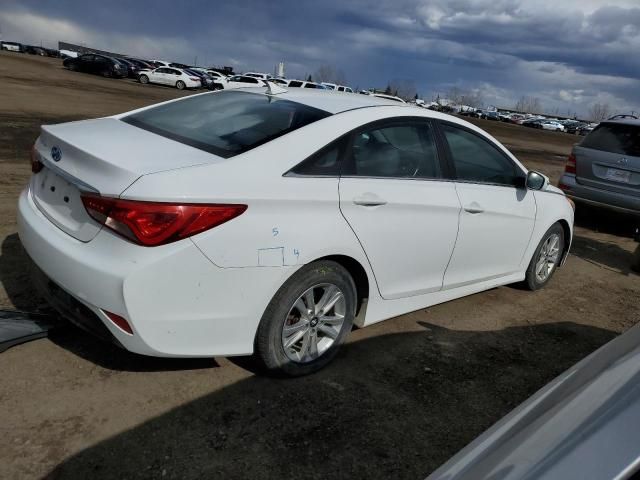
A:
[[24, 45, 47, 56], [63, 54, 126, 78]]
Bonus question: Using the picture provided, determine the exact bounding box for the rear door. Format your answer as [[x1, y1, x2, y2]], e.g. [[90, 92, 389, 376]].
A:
[[339, 118, 461, 299], [574, 122, 640, 197], [438, 122, 536, 289]]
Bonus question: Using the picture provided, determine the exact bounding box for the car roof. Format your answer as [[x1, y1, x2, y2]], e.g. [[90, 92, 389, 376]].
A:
[[229, 87, 410, 113], [601, 119, 640, 127]]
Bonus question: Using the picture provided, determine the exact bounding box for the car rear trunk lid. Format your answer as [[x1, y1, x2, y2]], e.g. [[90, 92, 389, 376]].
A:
[[31, 117, 220, 242], [575, 122, 640, 197]]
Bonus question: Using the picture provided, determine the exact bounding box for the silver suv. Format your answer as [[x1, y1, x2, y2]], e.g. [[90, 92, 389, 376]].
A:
[[559, 119, 640, 216]]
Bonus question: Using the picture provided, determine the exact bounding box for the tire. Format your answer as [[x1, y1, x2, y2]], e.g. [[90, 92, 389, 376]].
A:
[[556, 128, 561, 132], [254, 260, 356, 377], [139, 74, 149, 84], [523, 223, 565, 290], [176, 80, 186, 90], [102, 70, 112, 78]]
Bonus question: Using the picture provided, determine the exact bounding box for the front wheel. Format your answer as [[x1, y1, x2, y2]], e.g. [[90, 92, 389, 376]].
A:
[[254, 261, 356, 376], [176, 80, 186, 90], [139, 74, 149, 84], [523, 223, 565, 290]]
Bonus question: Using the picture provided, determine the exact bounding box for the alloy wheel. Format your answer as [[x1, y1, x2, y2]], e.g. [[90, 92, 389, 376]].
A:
[[535, 233, 561, 282], [281, 283, 346, 363]]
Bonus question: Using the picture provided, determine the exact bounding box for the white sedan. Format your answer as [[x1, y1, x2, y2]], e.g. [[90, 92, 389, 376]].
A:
[[540, 121, 566, 132], [213, 75, 265, 90], [19, 88, 574, 376], [138, 67, 201, 90]]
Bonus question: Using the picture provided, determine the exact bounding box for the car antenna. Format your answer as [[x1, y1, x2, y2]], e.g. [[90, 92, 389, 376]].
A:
[[265, 80, 287, 96]]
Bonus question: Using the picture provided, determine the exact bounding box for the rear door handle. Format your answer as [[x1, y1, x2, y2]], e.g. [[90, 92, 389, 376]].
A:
[[353, 193, 387, 207], [464, 202, 484, 214]]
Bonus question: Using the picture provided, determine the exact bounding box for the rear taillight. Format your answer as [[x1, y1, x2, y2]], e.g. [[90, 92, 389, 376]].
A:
[[564, 153, 577, 174], [80, 193, 247, 246], [189, 77, 199, 81], [31, 145, 43, 173]]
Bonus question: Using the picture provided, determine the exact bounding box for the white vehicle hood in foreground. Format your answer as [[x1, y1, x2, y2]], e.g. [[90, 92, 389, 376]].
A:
[[37, 117, 222, 196]]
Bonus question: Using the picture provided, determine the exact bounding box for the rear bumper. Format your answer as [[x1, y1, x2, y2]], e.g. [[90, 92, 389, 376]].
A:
[[558, 173, 640, 216], [17, 185, 296, 357]]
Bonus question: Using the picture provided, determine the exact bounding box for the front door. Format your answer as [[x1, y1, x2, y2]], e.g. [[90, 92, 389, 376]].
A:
[[339, 119, 461, 300], [438, 122, 536, 288]]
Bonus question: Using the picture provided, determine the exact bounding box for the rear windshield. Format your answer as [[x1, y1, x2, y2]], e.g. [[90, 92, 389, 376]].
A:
[[582, 123, 640, 157], [122, 91, 331, 158]]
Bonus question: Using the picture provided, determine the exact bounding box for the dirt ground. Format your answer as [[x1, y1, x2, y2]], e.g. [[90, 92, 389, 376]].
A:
[[1, 52, 639, 480]]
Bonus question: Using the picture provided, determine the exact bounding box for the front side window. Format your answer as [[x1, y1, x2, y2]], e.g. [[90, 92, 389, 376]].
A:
[[344, 122, 440, 179], [288, 81, 303, 88], [441, 124, 519, 186], [123, 91, 331, 158]]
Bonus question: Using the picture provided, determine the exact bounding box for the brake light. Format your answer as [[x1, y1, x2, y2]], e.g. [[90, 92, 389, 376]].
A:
[[564, 153, 577, 174], [81, 194, 247, 246], [31, 145, 43, 173], [190, 77, 200, 81]]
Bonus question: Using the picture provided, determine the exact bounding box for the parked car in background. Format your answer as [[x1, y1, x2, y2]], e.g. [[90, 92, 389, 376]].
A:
[[269, 78, 289, 86], [540, 121, 566, 132], [1, 41, 24, 52], [321, 82, 337, 90], [19, 89, 573, 377], [287, 80, 326, 89], [138, 67, 201, 90], [59, 49, 78, 59], [24, 45, 47, 56], [578, 123, 598, 136], [203, 70, 228, 82], [63, 54, 126, 78], [213, 74, 266, 90], [112, 58, 140, 78], [427, 321, 640, 480], [481, 111, 500, 121], [149, 60, 171, 68], [336, 85, 354, 92], [124, 58, 154, 72], [558, 119, 640, 216], [244, 72, 272, 80], [183, 68, 214, 89]]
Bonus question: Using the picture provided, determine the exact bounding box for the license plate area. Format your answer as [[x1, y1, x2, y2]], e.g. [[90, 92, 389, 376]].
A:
[[31, 168, 101, 241], [604, 168, 631, 184]]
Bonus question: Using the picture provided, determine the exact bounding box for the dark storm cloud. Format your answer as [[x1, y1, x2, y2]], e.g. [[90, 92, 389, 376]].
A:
[[2, 0, 639, 115]]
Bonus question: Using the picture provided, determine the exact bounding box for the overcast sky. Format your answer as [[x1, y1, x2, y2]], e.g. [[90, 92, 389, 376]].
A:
[[1, 0, 639, 116]]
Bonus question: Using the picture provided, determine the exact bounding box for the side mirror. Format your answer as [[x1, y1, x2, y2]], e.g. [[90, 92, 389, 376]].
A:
[[526, 171, 548, 190]]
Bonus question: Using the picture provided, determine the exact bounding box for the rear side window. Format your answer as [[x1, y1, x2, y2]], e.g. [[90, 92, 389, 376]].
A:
[[123, 91, 331, 158], [442, 124, 519, 186], [344, 122, 441, 179], [289, 138, 346, 176], [582, 123, 640, 157]]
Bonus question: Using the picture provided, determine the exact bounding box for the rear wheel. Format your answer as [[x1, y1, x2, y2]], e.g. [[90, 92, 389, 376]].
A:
[[524, 223, 565, 290], [176, 80, 186, 90], [254, 261, 356, 376], [139, 74, 149, 84]]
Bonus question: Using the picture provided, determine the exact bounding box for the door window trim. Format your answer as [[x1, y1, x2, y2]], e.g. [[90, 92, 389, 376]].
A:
[[284, 116, 448, 181], [435, 119, 527, 188]]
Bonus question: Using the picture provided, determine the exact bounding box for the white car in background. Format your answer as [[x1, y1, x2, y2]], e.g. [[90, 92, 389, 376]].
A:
[[203, 70, 228, 81], [244, 72, 272, 80], [540, 121, 566, 132], [214, 75, 266, 89], [1, 41, 23, 52], [336, 85, 354, 93], [138, 67, 201, 90], [287, 80, 325, 89], [19, 89, 574, 376]]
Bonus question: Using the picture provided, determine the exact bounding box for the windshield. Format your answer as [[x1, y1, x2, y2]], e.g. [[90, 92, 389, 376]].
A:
[[122, 91, 331, 158]]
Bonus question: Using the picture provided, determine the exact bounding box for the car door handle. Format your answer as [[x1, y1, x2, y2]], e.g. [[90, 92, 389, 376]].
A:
[[353, 194, 387, 207], [464, 202, 484, 214]]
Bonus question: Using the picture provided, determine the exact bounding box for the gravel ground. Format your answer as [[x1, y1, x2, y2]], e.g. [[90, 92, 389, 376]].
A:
[[0, 51, 639, 479]]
